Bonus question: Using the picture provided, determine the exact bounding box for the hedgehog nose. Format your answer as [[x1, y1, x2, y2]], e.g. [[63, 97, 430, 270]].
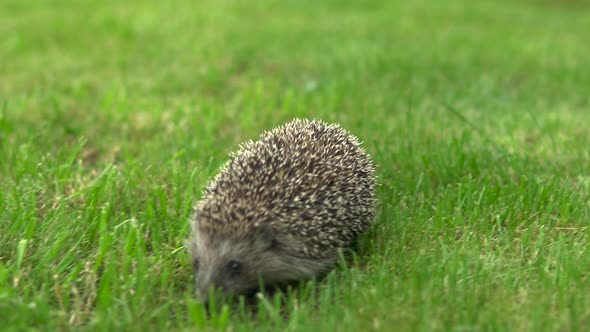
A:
[[198, 286, 227, 312], [198, 285, 222, 302], [197, 286, 211, 303]]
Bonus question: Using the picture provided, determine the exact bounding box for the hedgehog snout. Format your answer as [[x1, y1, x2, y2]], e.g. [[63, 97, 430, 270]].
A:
[[195, 263, 243, 303], [196, 277, 226, 304], [196, 285, 213, 304]]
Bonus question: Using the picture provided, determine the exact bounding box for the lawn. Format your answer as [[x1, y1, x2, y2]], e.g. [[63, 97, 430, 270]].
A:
[[1, 0, 590, 330]]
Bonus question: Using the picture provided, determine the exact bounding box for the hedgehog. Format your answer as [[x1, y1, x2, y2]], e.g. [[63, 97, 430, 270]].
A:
[[187, 118, 376, 302]]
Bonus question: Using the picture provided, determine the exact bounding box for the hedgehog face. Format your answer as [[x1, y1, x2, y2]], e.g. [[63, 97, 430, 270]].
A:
[[188, 224, 278, 301], [188, 222, 337, 303]]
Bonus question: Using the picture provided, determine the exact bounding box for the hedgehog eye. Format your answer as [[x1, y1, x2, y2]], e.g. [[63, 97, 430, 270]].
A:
[[227, 260, 242, 276], [193, 258, 200, 271]]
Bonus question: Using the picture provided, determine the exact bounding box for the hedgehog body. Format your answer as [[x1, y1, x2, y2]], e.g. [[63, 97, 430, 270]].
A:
[[187, 119, 376, 301]]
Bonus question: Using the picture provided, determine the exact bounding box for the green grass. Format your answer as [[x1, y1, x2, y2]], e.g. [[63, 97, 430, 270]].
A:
[[1, 0, 590, 330]]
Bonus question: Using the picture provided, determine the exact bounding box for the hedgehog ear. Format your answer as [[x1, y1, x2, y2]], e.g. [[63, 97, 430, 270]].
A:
[[253, 223, 276, 251]]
